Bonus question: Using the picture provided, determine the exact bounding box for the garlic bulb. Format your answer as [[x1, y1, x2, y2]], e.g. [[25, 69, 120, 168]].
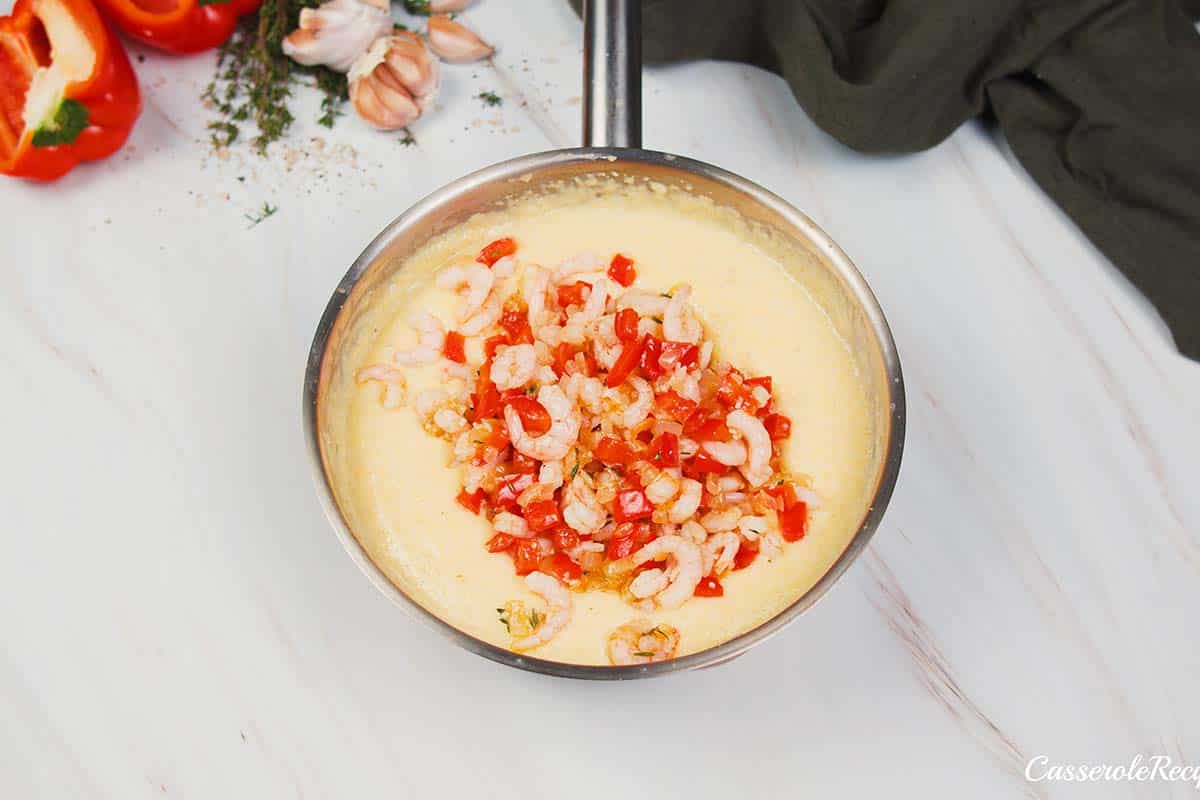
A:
[[282, 0, 394, 73], [426, 14, 494, 63], [349, 32, 440, 130]]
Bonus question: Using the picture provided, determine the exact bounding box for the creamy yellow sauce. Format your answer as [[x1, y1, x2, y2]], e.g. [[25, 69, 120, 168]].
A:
[[322, 180, 879, 665]]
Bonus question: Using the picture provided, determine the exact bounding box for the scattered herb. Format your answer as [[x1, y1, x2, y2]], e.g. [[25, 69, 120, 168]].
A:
[[244, 201, 278, 228], [569, 449, 580, 479], [651, 316, 663, 324], [634, 651, 655, 658], [659, 291, 672, 298], [399, 129, 416, 147], [497, 607, 511, 632], [649, 626, 669, 638], [528, 609, 542, 629], [203, 0, 349, 154], [476, 90, 503, 108], [402, 0, 431, 13], [393, 22, 409, 31], [525, 384, 538, 396]]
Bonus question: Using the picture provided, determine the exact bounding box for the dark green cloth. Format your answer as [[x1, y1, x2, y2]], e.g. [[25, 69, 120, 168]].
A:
[[572, 0, 1200, 359]]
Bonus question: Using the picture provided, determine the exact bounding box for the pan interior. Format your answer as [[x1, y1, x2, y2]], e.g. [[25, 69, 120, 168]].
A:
[[311, 152, 898, 671]]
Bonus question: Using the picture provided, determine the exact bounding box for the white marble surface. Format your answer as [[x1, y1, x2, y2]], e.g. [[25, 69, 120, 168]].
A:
[[3, 1, 1199, 797]]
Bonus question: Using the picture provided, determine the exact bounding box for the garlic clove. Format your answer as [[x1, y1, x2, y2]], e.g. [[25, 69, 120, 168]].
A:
[[282, 0, 394, 73], [349, 33, 440, 130], [426, 15, 494, 63]]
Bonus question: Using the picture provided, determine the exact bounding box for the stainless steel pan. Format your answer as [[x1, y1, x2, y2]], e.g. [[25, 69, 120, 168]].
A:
[[303, 0, 905, 679]]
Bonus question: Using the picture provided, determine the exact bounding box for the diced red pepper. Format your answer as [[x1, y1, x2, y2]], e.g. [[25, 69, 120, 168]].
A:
[[694, 575, 724, 597], [513, 539, 542, 575], [472, 361, 496, 417], [509, 451, 539, 474], [505, 395, 551, 436], [639, 336, 664, 379], [768, 482, 800, 510], [498, 302, 534, 345], [613, 488, 654, 522], [646, 432, 680, 468], [484, 420, 510, 450], [594, 435, 636, 467], [682, 450, 727, 478], [540, 552, 583, 583], [607, 333, 647, 387], [614, 307, 639, 343], [745, 376, 773, 394], [690, 417, 731, 442], [607, 253, 636, 287], [763, 413, 792, 440], [486, 533, 516, 552], [493, 473, 535, 511], [716, 367, 747, 407], [779, 501, 809, 542], [733, 542, 759, 570], [551, 342, 575, 376], [552, 527, 580, 552], [442, 330, 466, 363], [477, 237, 516, 267], [483, 335, 508, 360], [607, 534, 637, 560], [525, 500, 562, 533], [456, 488, 485, 514], [556, 280, 590, 308], [655, 390, 698, 424], [658, 341, 699, 372]]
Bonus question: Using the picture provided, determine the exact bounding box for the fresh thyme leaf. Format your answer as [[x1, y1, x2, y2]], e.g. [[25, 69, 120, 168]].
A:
[[32, 99, 88, 147], [204, 2, 348, 155], [244, 202, 278, 228], [525, 384, 537, 396], [476, 90, 503, 107], [649, 626, 668, 638], [634, 651, 655, 658], [529, 609, 541, 629], [659, 291, 672, 298], [393, 22, 409, 31], [651, 316, 663, 324], [569, 449, 580, 479], [403, 0, 431, 14], [208, 120, 239, 148], [399, 129, 416, 146], [497, 607, 511, 632]]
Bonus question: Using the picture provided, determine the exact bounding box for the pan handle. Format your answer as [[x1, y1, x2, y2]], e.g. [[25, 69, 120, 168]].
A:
[[582, 0, 642, 148]]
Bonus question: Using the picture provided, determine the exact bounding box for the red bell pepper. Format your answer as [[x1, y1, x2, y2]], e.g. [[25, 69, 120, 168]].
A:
[[1, 0, 140, 180], [92, 0, 260, 55]]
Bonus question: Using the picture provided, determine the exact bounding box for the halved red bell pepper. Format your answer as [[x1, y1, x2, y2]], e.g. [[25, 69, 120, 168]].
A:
[[93, 0, 260, 54], [1, 0, 140, 180]]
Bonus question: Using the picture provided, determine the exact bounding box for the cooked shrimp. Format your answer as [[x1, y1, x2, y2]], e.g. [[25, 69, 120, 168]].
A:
[[699, 340, 714, 369], [433, 407, 467, 434], [510, 571, 573, 651], [737, 515, 768, 542], [662, 285, 702, 344], [522, 265, 551, 320], [702, 439, 748, 466], [702, 531, 740, 576], [607, 620, 681, 665], [643, 469, 680, 505], [616, 289, 670, 316], [629, 568, 668, 599], [355, 364, 407, 409], [437, 262, 495, 322], [727, 409, 772, 487], [493, 511, 531, 538], [414, 387, 447, 419], [621, 376, 653, 428], [394, 310, 445, 365], [491, 255, 518, 280], [700, 507, 741, 533], [553, 252, 602, 283], [680, 519, 707, 543], [505, 384, 581, 461], [538, 459, 564, 490], [562, 474, 606, 534], [491, 344, 537, 390], [459, 291, 503, 337], [667, 478, 702, 524], [576, 278, 609, 322], [628, 535, 702, 609]]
